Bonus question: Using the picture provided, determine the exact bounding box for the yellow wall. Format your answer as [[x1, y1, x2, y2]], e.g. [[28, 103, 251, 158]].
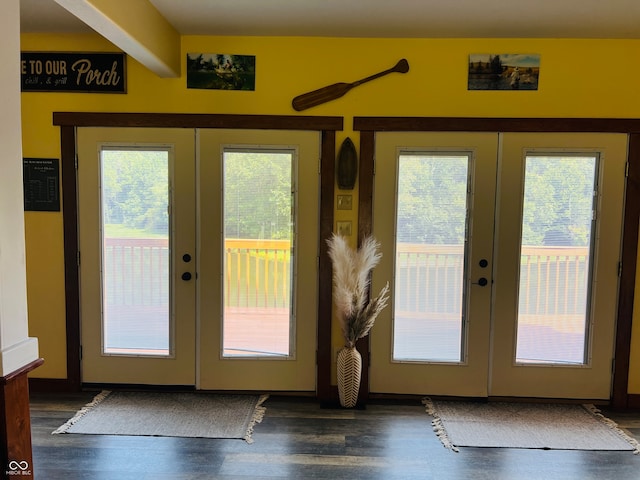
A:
[[20, 33, 640, 387]]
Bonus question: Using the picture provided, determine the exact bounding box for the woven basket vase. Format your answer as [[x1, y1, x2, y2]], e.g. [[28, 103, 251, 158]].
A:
[[337, 346, 362, 408]]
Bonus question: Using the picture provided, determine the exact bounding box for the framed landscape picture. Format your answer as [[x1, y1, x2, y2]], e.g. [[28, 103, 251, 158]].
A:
[[186, 53, 256, 91], [468, 54, 540, 90]]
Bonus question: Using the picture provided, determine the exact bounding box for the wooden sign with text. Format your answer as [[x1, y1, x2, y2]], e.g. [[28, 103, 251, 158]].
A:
[[21, 52, 126, 93]]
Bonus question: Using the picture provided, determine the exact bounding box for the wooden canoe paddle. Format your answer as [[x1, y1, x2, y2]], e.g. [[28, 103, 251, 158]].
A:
[[292, 59, 410, 111]]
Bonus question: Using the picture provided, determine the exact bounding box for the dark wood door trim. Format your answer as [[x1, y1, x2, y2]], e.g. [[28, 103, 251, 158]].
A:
[[317, 130, 336, 403], [49, 112, 343, 397], [354, 131, 375, 405], [61, 124, 81, 391], [613, 133, 640, 408], [53, 112, 343, 131], [354, 117, 640, 133], [354, 117, 640, 407]]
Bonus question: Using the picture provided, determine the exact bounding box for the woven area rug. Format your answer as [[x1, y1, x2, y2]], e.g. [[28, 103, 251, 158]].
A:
[[53, 391, 268, 443], [423, 398, 640, 453]]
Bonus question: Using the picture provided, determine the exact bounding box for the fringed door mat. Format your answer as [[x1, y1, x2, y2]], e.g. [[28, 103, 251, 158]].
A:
[[423, 398, 640, 453], [53, 391, 268, 443]]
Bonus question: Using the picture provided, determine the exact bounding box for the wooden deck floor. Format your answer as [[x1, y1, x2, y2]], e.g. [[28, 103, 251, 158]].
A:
[[105, 304, 593, 361]]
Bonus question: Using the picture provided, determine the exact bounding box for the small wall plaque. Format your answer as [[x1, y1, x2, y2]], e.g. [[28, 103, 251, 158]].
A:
[[337, 221, 352, 236], [23, 158, 60, 212], [337, 195, 353, 210]]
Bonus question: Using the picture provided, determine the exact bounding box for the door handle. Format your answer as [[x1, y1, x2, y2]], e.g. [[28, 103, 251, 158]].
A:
[[181, 272, 192, 281], [472, 277, 488, 287]]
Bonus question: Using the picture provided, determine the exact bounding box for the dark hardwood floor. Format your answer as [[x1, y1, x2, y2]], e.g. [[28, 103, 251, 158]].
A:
[[29, 391, 640, 479]]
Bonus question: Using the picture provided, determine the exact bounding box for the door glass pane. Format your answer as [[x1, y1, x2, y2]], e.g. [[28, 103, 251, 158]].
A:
[[393, 153, 470, 362], [100, 148, 170, 356], [222, 149, 294, 357], [516, 155, 598, 364]]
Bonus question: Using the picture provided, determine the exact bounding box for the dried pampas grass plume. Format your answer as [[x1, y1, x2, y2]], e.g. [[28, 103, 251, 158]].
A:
[[327, 234, 390, 348]]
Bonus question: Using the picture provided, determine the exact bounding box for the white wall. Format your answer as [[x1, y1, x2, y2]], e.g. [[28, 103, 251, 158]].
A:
[[0, 0, 39, 376]]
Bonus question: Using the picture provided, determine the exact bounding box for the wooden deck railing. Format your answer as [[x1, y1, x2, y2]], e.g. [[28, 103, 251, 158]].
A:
[[103, 238, 589, 316], [103, 238, 292, 308], [394, 243, 589, 316], [103, 238, 169, 307], [224, 239, 291, 308], [518, 246, 589, 316]]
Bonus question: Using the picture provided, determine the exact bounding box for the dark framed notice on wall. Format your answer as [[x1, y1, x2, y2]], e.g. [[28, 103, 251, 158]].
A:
[[20, 52, 126, 93], [23, 158, 60, 212]]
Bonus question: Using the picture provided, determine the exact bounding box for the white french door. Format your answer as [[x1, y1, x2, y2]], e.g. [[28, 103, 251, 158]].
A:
[[78, 128, 197, 385], [77, 127, 318, 390], [370, 132, 627, 399], [197, 129, 318, 391]]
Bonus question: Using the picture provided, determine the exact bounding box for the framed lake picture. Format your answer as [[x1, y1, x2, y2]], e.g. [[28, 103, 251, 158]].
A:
[[186, 53, 256, 91], [468, 54, 540, 91]]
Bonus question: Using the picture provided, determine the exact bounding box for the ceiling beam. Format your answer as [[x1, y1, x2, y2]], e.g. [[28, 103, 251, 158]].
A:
[[54, 0, 180, 77]]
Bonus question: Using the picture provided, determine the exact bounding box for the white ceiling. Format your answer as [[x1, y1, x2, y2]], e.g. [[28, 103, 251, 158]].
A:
[[19, 0, 640, 39]]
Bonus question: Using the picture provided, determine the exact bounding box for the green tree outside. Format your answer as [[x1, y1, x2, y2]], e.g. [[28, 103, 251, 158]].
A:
[[101, 149, 169, 237], [396, 153, 596, 247], [100, 149, 596, 247]]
